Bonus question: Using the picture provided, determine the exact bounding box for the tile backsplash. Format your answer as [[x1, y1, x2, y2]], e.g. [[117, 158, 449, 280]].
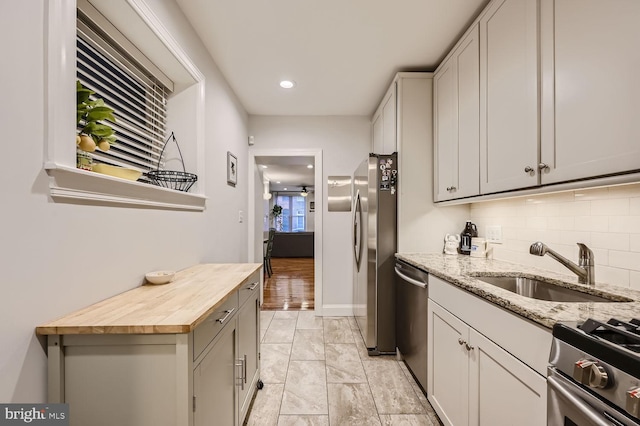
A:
[[470, 183, 640, 291]]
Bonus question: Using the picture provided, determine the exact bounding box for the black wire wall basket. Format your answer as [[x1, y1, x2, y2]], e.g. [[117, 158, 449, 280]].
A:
[[146, 132, 198, 192]]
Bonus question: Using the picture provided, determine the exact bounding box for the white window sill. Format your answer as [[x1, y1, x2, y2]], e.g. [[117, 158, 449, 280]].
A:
[[45, 163, 206, 211]]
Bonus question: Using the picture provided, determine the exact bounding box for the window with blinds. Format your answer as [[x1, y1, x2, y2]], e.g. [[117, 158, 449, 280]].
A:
[[76, 10, 171, 179], [275, 195, 307, 232]]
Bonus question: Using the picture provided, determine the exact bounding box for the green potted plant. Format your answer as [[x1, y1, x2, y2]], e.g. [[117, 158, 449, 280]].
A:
[[271, 204, 283, 230], [76, 80, 116, 153]]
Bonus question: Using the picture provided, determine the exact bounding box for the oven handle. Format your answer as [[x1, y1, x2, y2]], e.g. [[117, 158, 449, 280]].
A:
[[548, 375, 623, 426]]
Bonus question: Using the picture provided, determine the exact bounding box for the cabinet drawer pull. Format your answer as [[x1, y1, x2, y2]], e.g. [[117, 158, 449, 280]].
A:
[[524, 166, 534, 173], [465, 343, 474, 351], [216, 308, 235, 324], [235, 359, 244, 390], [538, 163, 550, 172], [247, 282, 259, 291], [446, 186, 457, 192], [244, 354, 248, 384], [458, 338, 465, 346]]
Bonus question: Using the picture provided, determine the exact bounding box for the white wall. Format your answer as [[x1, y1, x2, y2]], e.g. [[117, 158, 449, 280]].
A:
[[249, 116, 370, 311], [254, 165, 266, 263], [470, 183, 640, 290], [396, 75, 470, 253], [0, 0, 249, 402], [306, 193, 316, 231]]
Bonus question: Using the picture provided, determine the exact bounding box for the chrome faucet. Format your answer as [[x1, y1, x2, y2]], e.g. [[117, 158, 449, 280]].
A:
[[529, 242, 595, 286]]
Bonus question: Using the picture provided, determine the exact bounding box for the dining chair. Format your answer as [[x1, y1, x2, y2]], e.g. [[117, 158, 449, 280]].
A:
[[264, 228, 276, 277]]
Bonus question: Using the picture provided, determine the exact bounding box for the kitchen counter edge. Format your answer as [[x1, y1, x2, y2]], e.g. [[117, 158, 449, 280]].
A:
[[395, 253, 640, 329]]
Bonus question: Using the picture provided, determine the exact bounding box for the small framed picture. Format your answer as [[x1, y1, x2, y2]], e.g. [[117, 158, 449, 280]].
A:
[[227, 151, 237, 186], [309, 201, 315, 212]]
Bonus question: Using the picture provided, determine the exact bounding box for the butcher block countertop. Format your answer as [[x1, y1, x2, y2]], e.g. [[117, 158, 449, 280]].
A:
[[36, 263, 262, 336]]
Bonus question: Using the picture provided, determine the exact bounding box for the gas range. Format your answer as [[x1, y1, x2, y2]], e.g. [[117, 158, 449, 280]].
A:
[[548, 317, 640, 425]]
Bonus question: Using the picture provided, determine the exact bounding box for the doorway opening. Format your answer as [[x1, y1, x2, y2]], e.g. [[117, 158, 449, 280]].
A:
[[248, 150, 323, 314]]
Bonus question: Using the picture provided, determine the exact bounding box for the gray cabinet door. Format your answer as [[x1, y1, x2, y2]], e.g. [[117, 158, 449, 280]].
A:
[[237, 290, 260, 422], [479, 0, 539, 193], [540, 0, 640, 184], [434, 25, 480, 201], [194, 321, 237, 426], [428, 300, 470, 426]]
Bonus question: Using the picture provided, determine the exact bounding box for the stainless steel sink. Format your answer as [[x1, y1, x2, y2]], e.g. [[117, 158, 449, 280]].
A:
[[473, 275, 623, 303]]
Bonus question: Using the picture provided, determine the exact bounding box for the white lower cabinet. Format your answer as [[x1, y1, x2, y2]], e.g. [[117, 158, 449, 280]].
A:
[[428, 276, 549, 426], [48, 269, 261, 426], [194, 274, 261, 426], [429, 302, 470, 426], [237, 284, 260, 421], [194, 320, 238, 426], [468, 327, 546, 426]]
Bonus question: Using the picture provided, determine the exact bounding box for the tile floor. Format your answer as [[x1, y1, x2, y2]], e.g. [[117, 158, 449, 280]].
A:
[[245, 310, 443, 426]]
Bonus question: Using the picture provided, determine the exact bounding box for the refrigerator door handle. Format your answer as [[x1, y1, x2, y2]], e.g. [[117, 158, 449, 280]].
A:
[[353, 190, 362, 271]]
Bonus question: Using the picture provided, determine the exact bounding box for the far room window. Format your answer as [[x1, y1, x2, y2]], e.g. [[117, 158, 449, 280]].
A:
[[77, 5, 173, 181], [276, 195, 306, 232]]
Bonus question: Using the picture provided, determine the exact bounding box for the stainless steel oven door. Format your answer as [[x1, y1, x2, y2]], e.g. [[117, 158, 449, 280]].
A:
[[548, 367, 640, 426]]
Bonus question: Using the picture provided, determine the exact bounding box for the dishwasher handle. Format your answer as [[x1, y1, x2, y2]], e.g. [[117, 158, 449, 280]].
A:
[[395, 265, 427, 289]]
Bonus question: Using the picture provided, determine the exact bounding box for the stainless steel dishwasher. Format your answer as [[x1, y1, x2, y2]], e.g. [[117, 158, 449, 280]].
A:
[[395, 260, 428, 393]]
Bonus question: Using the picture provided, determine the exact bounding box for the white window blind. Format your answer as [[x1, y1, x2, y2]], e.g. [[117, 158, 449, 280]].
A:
[[76, 10, 172, 177]]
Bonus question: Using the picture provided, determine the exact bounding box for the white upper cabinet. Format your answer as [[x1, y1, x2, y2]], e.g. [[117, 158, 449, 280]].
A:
[[433, 0, 640, 202], [434, 60, 457, 201], [479, 0, 539, 194], [371, 83, 397, 154], [434, 24, 480, 201], [540, 0, 640, 184]]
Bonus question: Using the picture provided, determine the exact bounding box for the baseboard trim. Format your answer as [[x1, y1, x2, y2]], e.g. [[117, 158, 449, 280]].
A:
[[320, 304, 354, 317]]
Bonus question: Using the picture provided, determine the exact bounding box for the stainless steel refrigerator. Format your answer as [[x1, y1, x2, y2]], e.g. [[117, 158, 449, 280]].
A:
[[352, 153, 397, 355]]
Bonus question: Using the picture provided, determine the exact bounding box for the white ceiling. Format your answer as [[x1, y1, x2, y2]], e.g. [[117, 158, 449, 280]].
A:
[[255, 156, 315, 192], [175, 0, 489, 116]]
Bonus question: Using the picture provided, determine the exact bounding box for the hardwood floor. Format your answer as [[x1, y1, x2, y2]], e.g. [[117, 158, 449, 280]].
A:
[[262, 257, 314, 310]]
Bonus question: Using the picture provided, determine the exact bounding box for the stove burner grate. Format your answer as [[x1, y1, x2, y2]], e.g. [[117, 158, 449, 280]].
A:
[[579, 318, 640, 353]]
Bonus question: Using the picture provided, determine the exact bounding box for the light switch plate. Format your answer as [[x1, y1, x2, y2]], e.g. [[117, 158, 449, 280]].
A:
[[486, 225, 502, 243]]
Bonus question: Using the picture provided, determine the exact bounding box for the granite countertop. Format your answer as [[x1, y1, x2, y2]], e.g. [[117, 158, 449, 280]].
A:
[[396, 253, 640, 329]]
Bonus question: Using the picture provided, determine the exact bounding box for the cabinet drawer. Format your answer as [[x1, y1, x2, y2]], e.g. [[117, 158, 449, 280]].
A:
[[194, 292, 238, 361], [238, 272, 260, 307]]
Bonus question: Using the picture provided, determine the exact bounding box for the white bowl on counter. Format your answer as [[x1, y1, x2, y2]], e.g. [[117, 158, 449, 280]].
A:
[[145, 271, 175, 285]]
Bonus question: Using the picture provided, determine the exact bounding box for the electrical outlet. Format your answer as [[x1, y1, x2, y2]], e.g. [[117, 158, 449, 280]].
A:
[[238, 210, 244, 223], [486, 225, 502, 243]]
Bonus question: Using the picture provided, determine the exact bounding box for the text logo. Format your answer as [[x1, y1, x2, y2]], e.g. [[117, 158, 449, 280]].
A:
[[0, 405, 68, 425]]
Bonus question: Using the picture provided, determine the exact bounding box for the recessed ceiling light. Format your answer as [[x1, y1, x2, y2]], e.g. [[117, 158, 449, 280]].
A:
[[307, 164, 313, 169], [276, 181, 281, 184], [279, 80, 296, 89], [283, 187, 288, 190], [261, 165, 268, 168]]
